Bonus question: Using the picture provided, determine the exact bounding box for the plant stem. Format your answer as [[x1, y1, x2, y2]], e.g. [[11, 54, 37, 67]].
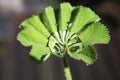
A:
[[63, 56, 72, 80]]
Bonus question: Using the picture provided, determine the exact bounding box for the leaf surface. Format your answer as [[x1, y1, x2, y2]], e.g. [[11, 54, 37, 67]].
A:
[[59, 3, 72, 31], [19, 15, 50, 38], [78, 22, 110, 44], [30, 45, 50, 63], [17, 27, 48, 46], [42, 7, 57, 34], [70, 6, 100, 33], [67, 44, 97, 64]]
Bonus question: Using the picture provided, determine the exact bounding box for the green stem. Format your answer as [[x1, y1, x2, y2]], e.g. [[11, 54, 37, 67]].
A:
[[63, 56, 72, 80]]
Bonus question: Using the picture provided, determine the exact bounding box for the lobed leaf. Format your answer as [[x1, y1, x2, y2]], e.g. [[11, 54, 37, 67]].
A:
[[17, 2, 110, 64]]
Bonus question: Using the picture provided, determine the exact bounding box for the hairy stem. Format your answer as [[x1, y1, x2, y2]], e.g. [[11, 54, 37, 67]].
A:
[[63, 56, 72, 80]]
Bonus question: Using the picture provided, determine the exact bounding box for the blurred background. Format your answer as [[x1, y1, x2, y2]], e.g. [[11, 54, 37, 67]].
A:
[[0, 0, 120, 80]]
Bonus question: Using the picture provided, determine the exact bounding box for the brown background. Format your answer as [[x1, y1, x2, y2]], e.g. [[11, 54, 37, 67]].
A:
[[0, 0, 120, 80]]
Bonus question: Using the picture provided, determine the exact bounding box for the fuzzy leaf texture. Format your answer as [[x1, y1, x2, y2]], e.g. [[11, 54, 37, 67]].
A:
[[17, 2, 110, 64]]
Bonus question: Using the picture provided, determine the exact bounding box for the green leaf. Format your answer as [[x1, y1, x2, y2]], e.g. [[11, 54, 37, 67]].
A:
[[17, 27, 48, 46], [19, 15, 50, 38], [59, 2, 72, 31], [16, 2, 110, 65], [30, 45, 51, 63], [42, 6, 57, 34], [67, 44, 97, 64], [70, 6, 100, 33], [78, 22, 110, 44]]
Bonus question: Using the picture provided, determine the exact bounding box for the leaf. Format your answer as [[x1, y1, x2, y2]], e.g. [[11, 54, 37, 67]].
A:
[[42, 6, 57, 34], [59, 2, 72, 31], [30, 45, 51, 63], [19, 15, 50, 38], [17, 27, 48, 46], [67, 44, 97, 64], [78, 22, 110, 44], [70, 6, 100, 34], [17, 2, 110, 65]]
